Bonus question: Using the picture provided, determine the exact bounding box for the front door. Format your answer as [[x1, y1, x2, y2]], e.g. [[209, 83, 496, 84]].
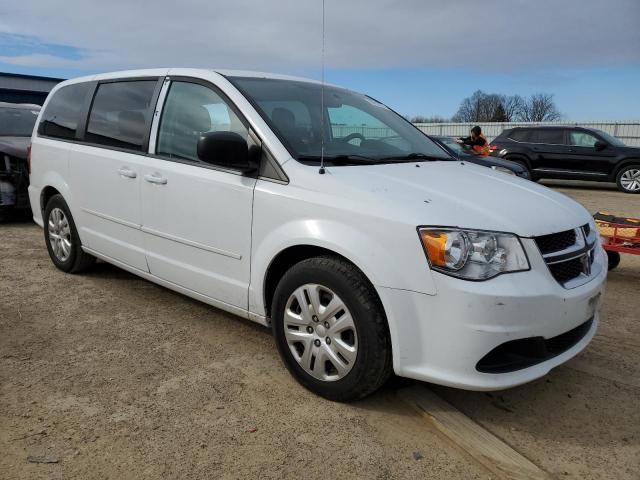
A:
[[70, 79, 161, 272], [565, 130, 615, 177], [140, 79, 257, 310]]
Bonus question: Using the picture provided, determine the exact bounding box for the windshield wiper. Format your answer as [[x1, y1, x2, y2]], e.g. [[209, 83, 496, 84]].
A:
[[381, 152, 451, 162], [297, 154, 379, 165]]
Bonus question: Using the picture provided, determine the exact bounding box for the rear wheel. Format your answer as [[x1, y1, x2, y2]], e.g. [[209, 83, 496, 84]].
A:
[[616, 165, 640, 194], [44, 194, 95, 273], [272, 256, 392, 401]]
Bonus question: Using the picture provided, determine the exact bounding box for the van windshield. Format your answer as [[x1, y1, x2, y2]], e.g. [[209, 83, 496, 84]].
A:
[[230, 77, 451, 164]]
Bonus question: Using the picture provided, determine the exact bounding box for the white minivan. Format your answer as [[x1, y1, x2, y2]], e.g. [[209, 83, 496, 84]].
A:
[[29, 69, 606, 401]]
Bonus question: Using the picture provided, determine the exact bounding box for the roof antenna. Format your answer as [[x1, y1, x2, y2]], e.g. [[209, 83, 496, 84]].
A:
[[318, 0, 326, 175]]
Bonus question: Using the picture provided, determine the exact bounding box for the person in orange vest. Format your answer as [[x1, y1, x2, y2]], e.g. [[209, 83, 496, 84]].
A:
[[456, 126, 490, 156]]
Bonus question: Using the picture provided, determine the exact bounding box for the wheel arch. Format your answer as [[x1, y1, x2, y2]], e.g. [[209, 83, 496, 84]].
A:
[[503, 153, 532, 169], [263, 244, 378, 319], [40, 185, 62, 214], [262, 243, 395, 377], [612, 159, 640, 179]]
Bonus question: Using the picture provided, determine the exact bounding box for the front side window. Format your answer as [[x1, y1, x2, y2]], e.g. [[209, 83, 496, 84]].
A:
[[157, 82, 248, 163], [230, 77, 450, 164], [0, 106, 39, 137], [85, 80, 157, 151], [39, 83, 91, 140], [569, 131, 598, 147]]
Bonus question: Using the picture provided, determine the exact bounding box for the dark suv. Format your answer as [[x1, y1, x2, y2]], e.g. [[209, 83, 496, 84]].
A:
[[490, 126, 640, 193]]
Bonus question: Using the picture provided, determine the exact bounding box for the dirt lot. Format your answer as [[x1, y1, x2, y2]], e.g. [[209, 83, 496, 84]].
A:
[[1, 180, 639, 480]]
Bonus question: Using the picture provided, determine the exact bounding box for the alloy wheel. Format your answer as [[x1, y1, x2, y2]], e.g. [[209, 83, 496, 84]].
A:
[[620, 168, 640, 192], [283, 284, 357, 381], [48, 207, 72, 262]]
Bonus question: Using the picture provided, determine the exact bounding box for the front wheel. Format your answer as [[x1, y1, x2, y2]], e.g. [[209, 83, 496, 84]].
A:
[[505, 156, 536, 181], [272, 256, 392, 401], [616, 165, 640, 193]]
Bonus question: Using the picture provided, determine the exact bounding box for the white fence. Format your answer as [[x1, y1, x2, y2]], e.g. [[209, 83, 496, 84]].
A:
[[413, 121, 640, 146]]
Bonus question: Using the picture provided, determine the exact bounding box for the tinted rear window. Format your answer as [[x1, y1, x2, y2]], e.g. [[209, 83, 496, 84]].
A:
[[0, 106, 39, 137], [85, 80, 157, 151], [507, 129, 530, 142], [39, 83, 91, 139], [529, 129, 565, 144]]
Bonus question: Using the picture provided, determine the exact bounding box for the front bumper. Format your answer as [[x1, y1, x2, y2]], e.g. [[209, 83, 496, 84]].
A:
[[378, 239, 607, 390]]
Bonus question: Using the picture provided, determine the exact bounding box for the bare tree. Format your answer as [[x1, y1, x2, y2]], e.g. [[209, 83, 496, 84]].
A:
[[520, 93, 561, 122], [479, 94, 503, 122], [501, 95, 525, 121], [452, 90, 507, 122], [410, 115, 449, 123], [491, 103, 508, 122], [452, 91, 561, 123], [451, 94, 477, 122]]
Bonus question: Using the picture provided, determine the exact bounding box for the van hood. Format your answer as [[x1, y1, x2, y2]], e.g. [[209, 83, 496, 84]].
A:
[[322, 160, 592, 238]]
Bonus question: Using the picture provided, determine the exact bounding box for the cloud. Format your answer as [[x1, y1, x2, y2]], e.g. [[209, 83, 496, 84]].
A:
[[0, 32, 86, 60], [0, 53, 89, 68], [0, 0, 638, 76]]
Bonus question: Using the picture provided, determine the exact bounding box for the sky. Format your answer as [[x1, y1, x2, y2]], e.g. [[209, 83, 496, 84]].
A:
[[1, 0, 639, 120]]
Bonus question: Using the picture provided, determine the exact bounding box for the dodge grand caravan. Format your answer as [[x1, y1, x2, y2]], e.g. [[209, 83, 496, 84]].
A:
[[29, 69, 606, 401]]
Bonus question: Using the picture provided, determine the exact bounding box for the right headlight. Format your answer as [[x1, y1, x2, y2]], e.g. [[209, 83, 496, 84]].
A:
[[418, 228, 530, 280]]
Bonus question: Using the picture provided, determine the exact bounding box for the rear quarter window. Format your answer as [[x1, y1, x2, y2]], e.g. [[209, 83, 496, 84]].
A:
[[39, 83, 92, 140]]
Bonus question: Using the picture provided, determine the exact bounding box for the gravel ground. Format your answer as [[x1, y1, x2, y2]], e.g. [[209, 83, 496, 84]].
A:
[[1, 181, 638, 479]]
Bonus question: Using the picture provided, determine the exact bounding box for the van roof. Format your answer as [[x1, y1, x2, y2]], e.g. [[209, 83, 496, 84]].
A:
[[215, 69, 323, 84], [58, 68, 322, 86]]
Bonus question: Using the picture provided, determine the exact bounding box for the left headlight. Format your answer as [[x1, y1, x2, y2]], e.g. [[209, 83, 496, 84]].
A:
[[418, 228, 530, 280]]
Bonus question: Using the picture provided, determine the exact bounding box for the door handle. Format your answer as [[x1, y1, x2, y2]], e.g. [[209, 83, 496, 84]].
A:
[[144, 173, 168, 185], [118, 167, 137, 179]]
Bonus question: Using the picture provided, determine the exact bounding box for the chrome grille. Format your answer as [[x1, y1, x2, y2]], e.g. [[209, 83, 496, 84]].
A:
[[535, 225, 599, 289]]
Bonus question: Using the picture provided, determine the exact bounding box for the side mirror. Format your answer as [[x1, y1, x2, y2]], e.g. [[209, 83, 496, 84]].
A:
[[197, 131, 258, 173], [594, 140, 607, 151]]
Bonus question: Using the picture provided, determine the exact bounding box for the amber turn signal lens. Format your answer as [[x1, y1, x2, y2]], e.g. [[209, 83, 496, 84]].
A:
[[420, 230, 447, 267]]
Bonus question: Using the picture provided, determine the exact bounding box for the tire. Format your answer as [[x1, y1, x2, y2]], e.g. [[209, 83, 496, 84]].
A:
[[43, 194, 95, 273], [505, 156, 536, 181], [606, 251, 621, 271], [272, 255, 392, 401], [615, 165, 640, 194]]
